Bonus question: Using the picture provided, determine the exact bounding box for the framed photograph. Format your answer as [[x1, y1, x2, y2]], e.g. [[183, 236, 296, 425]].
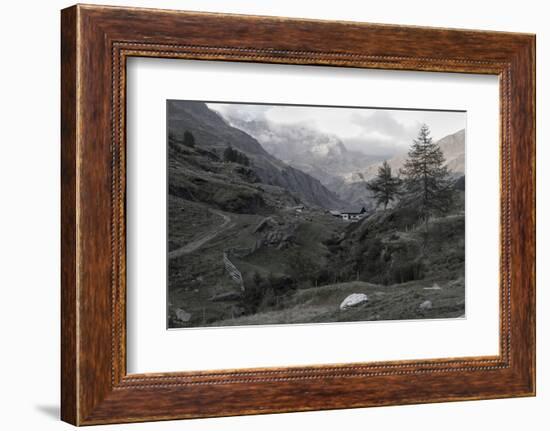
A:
[[61, 4, 536, 425]]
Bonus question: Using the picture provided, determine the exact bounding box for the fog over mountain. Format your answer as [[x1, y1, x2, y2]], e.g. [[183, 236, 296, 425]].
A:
[[217, 115, 384, 189], [210, 103, 466, 209]]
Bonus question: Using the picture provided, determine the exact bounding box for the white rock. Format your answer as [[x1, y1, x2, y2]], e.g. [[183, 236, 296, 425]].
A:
[[340, 293, 368, 311], [419, 300, 432, 310], [175, 308, 192, 322]]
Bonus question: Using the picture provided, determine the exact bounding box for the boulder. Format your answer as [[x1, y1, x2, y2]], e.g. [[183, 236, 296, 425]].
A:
[[175, 308, 192, 322], [419, 300, 432, 310], [340, 293, 368, 311]]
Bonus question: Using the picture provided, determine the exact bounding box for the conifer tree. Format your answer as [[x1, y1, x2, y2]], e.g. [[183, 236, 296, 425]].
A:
[[183, 130, 195, 148], [366, 160, 401, 210], [400, 124, 454, 224]]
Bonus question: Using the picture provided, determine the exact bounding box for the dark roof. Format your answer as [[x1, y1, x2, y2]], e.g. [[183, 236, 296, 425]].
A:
[[341, 207, 367, 215]]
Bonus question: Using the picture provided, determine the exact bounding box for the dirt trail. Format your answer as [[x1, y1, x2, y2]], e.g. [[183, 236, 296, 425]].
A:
[[168, 210, 233, 259]]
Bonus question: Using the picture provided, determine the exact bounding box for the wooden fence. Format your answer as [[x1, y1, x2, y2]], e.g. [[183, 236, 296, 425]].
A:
[[223, 251, 244, 291]]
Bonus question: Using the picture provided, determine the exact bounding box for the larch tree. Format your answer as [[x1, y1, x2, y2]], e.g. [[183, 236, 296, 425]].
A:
[[366, 160, 401, 210], [400, 124, 454, 227]]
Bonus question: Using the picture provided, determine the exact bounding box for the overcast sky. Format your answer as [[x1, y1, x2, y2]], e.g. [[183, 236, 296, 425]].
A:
[[208, 102, 466, 157]]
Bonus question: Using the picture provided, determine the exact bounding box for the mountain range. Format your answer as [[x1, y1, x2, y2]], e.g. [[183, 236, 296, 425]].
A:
[[219, 115, 382, 187], [168, 101, 346, 210], [218, 109, 465, 209]]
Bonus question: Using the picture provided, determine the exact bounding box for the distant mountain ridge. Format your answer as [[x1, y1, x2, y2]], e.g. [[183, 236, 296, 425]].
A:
[[437, 128, 465, 173], [168, 101, 347, 210], [218, 108, 465, 210], [335, 129, 465, 208], [360, 128, 465, 181], [217, 114, 383, 189]]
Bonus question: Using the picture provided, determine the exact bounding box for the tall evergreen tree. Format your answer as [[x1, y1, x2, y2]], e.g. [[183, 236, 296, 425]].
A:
[[183, 130, 196, 148], [366, 160, 401, 210], [400, 124, 454, 224]]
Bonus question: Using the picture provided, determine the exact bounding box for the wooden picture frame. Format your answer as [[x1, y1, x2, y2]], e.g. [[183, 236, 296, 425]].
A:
[[61, 4, 535, 425]]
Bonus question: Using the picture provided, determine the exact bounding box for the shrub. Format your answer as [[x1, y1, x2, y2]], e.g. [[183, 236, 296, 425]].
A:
[[286, 250, 321, 287], [390, 260, 425, 284], [223, 145, 250, 166], [240, 272, 265, 314], [241, 272, 296, 314]]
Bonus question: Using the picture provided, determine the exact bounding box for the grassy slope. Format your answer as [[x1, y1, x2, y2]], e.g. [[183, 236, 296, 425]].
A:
[[167, 139, 347, 326], [168, 197, 225, 251], [169, 208, 345, 326], [332, 192, 465, 286], [240, 209, 342, 275], [210, 279, 464, 327], [193, 198, 465, 327], [169, 202, 466, 327]]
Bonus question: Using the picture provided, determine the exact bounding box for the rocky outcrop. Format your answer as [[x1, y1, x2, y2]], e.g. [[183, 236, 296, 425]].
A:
[[252, 217, 297, 251]]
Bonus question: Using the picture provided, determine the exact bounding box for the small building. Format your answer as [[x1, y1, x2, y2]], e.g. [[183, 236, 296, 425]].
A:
[[290, 205, 305, 213], [340, 207, 367, 222]]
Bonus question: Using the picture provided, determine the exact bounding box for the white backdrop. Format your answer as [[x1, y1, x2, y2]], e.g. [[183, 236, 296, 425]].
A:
[[0, 1, 547, 430], [127, 58, 500, 373]]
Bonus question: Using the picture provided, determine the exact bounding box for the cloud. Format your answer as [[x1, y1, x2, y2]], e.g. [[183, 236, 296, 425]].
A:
[[351, 111, 411, 140], [208, 102, 465, 158], [344, 111, 419, 155], [343, 136, 403, 158], [208, 103, 271, 123]]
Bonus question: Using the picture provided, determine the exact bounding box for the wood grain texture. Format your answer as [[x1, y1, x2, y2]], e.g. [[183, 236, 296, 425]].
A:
[[60, 4, 536, 425]]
